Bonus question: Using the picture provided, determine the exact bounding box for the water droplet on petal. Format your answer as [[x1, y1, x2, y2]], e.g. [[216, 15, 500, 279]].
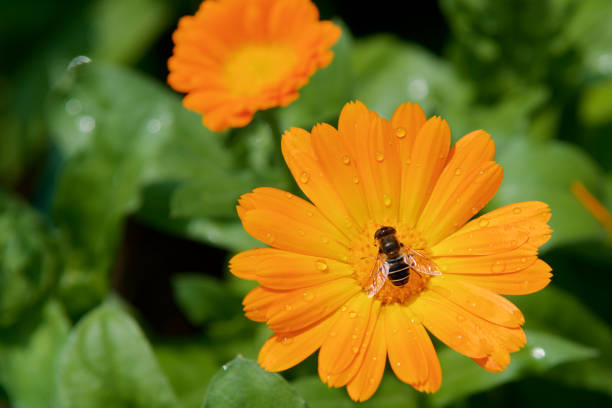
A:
[[405, 158, 412, 165], [352, 346, 359, 354], [479, 169, 485, 175], [383, 194, 392, 208], [342, 155, 351, 165], [298, 229, 305, 236], [396, 362, 401, 367], [479, 218, 489, 227], [265, 232, 275, 243], [285, 304, 293, 311], [303, 292, 314, 301], [351, 334, 358, 339], [457, 314, 466, 322], [281, 336, 293, 345], [341, 305, 347, 312], [300, 172, 310, 183], [392, 328, 398, 334], [376, 152, 385, 162], [353, 176, 360, 184], [349, 311, 357, 319], [513, 206, 522, 215], [471, 207, 478, 214], [454, 168, 462, 176], [321, 236, 329, 244], [285, 192, 293, 199], [372, 356, 377, 361], [491, 260, 506, 273], [307, 211, 313, 217], [395, 127, 407, 138], [329, 331, 336, 337], [315, 260, 328, 271], [457, 334, 463, 341], [531, 347, 546, 359]]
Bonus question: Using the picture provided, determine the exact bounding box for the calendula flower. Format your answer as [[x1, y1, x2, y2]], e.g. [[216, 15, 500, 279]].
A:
[[167, 0, 341, 132], [230, 101, 552, 401]]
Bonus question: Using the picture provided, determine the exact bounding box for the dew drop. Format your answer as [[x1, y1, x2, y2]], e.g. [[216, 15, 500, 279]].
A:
[[285, 304, 293, 311], [222, 364, 228, 371], [300, 172, 310, 183], [329, 331, 336, 337], [396, 362, 401, 367], [307, 211, 313, 217], [285, 192, 293, 199], [479, 218, 489, 227], [471, 302, 477, 308], [531, 347, 546, 359], [383, 194, 392, 208], [352, 346, 359, 354], [298, 229, 305, 236], [281, 336, 293, 345], [303, 292, 314, 301], [471, 207, 478, 214], [146, 118, 162, 133], [342, 155, 351, 165], [491, 260, 506, 274], [513, 206, 522, 215], [321, 236, 330, 244], [405, 158, 412, 165], [65, 98, 82, 115], [315, 260, 328, 271], [78, 115, 96, 133], [479, 169, 485, 175], [352, 176, 360, 184], [457, 334, 464, 341], [454, 168, 462, 176], [265, 232, 275, 243], [351, 334, 358, 340], [457, 314, 466, 322], [375, 152, 385, 162], [395, 127, 407, 138], [341, 305, 347, 312], [467, 247, 473, 253], [349, 311, 357, 319], [392, 328, 398, 335]]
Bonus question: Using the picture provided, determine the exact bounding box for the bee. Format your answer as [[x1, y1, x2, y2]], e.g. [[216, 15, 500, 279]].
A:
[[367, 226, 441, 297]]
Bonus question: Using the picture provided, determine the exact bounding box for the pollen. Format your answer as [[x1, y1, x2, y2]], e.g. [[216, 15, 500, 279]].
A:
[[351, 223, 431, 305]]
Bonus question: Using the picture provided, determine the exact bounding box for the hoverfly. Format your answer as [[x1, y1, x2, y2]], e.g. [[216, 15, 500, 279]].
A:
[[366, 226, 441, 297]]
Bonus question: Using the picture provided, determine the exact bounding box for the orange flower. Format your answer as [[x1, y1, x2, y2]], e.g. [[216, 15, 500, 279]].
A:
[[167, 0, 341, 132], [230, 101, 553, 401]]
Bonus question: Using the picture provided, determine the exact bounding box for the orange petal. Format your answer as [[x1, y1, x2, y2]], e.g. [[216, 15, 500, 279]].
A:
[[229, 248, 352, 290], [258, 314, 335, 372], [384, 304, 428, 386], [399, 116, 451, 227], [310, 121, 371, 228], [243, 286, 282, 322], [417, 130, 501, 245], [238, 188, 350, 262], [457, 259, 553, 295], [264, 278, 361, 332], [318, 293, 379, 375], [336, 102, 401, 224], [410, 290, 494, 358], [473, 350, 511, 372], [436, 246, 538, 276], [281, 127, 360, 238], [431, 225, 529, 257], [390, 102, 427, 160], [428, 276, 524, 327], [346, 315, 387, 402], [462, 201, 552, 248]]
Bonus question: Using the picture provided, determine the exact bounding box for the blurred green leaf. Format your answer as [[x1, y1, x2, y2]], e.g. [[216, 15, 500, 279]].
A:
[[172, 274, 242, 325], [278, 20, 354, 130], [579, 78, 612, 126], [155, 341, 220, 408], [490, 138, 605, 249], [0, 191, 62, 327], [511, 286, 612, 397], [56, 302, 179, 408], [182, 218, 262, 253], [431, 330, 597, 407], [292, 375, 418, 408], [202, 356, 306, 408], [351, 35, 473, 119], [0, 301, 70, 408]]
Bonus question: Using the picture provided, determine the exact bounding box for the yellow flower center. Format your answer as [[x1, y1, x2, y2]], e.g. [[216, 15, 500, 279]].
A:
[[224, 44, 298, 97], [351, 223, 433, 305]]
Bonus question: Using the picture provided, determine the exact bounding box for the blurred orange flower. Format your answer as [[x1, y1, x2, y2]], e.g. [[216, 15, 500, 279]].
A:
[[230, 101, 553, 401], [167, 0, 341, 132]]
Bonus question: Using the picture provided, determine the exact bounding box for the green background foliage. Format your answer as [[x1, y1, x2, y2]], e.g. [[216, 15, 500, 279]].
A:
[[1, 0, 611, 407]]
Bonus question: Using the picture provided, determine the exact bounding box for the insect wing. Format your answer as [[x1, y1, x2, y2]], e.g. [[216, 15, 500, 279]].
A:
[[404, 248, 442, 276], [366, 255, 389, 297]]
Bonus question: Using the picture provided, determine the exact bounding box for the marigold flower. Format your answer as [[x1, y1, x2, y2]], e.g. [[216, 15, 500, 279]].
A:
[[167, 0, 341, 132], [230, 101, 553, 401]]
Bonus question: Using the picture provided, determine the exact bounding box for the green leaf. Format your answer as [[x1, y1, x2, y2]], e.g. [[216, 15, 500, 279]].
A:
[[278, 20, 354, 130], [430, 330, 597, 407], [0, 190, 62, 327], [0, 301, 70, 408], [202, 356, 307, 408], [172, 274, 242, 325], [351, 35, 473, 120], [55, 302, 179, 408], [155, 341, 220, 408], [511, 286, 612, 397], [489, 138, 605, 250]]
